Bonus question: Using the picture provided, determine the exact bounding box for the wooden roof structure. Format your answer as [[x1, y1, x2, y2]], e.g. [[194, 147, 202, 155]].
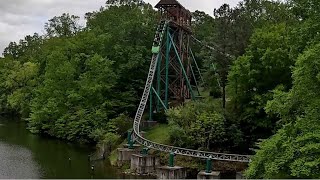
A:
[[155, 0, 191, 16], [155, 0, 182, 8]]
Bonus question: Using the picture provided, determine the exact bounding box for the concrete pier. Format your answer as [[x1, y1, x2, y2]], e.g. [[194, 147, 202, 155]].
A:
[[197, 171, 221, 179], [157, 166, 187, 179], [123, 144, 141, 149], [130, 154, 159, 175], [236, 172, 243, 179], [117, 148, 139, 166]]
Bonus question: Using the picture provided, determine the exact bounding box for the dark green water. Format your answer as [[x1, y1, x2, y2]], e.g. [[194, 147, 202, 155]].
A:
[[0, 117, 122, 179]]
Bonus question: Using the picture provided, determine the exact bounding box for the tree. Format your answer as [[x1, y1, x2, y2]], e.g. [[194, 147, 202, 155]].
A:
[[246, 42, 320, 179], [227, 23, 293, 146], [106, 0, 145, 7], [166, 99, 243, 152], [25, 2, 158, 142], [45, 13, 81, 37], [6, 62, 39, 116], [213, 4, 233, 108], [289, 0, 320, 20], [3, 33, 43, 60]]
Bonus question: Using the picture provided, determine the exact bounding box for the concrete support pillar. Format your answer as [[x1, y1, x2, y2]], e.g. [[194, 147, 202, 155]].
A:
[[197, 171, 221, 179], [130, 154, 160, 175], [236, 172, 243, 179], [157, 166, 187, 179], [123, 144, 141, 149], [117, 148, 139, 167]]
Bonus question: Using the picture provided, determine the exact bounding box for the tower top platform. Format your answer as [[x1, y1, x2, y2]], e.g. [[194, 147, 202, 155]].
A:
[[155, 0, 192, 31], [155, 0, 191, 16]]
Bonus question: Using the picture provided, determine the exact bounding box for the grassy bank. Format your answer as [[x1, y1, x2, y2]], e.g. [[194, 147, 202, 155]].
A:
[[144, 124, 170, 144], [109, 123, 170, 166]]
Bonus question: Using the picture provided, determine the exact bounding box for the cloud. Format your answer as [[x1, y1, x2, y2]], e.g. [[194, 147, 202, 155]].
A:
[[0, 0, 239, 54], [174, 0, 239, 15], [0, 0, 105, 54], [145, 0, 240, 15]]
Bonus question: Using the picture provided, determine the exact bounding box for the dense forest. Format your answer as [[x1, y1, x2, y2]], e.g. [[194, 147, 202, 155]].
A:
[[0, 0, 320, 178]]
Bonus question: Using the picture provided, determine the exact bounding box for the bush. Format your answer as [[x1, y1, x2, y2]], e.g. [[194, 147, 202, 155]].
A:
[[166, 99, 243, 152]]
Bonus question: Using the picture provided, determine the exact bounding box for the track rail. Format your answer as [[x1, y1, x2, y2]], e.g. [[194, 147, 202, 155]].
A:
[[191, 36, 234, 59], [132, 21, 251, 163]]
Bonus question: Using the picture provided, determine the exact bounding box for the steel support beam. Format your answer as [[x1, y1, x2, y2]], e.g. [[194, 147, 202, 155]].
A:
[[165, 28, 172, 108], [152, 87, 168, 111], [190, 48, 204, 84], [156, 53, 162, 112], [149, 86, 153, 121], [190, 64, 201, 96], [169, 34, 195, 100]]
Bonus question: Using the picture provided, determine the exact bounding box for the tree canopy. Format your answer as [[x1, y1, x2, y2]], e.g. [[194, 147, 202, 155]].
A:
[[1, 0, 157, 142]]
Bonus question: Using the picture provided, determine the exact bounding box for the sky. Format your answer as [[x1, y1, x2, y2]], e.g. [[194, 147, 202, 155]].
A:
[[0, 0, 240, 54]]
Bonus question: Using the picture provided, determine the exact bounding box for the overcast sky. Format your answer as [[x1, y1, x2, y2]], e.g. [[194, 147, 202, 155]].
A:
[[0, 0, 239, 54]]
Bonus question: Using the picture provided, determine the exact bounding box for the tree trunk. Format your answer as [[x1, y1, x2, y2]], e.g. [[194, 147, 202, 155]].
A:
[[222, 82, 226, 109]]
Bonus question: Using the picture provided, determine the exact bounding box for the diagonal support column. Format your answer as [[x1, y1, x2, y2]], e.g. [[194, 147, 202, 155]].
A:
[[190, 48, 204, 84], [190, 64, 201, 96], [165, 28, 172, 108], [152, 87, 168, 111], [169, 34, 195, 100], [156, 52, 162, 112], [149, 86, 153, 121]]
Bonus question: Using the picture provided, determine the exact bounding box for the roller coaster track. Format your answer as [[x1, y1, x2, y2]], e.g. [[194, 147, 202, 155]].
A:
[[191, 36, 234, 59], [132, 20, 251, 163]]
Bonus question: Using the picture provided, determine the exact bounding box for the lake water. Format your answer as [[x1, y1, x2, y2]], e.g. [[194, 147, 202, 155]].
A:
[[0, 116, 122, 179]]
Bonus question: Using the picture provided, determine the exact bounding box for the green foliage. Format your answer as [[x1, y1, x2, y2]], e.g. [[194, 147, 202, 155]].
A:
[[45, 13, 81, 37], [166, 99, 243, 151], [246, 113, 320, 178], [227, 23, 293, 144], [0, 57, 39, 116], [290, 0, 320, 20], [144, 124, 170, 144], [0, 1, 156, 143], [97, 132, 121, 154], [194, 0, 291, 108], [246, 42, 320, 179], [7, 62, 39, 116], [3, 33, 43, 59], [242, 1, 320, 178]]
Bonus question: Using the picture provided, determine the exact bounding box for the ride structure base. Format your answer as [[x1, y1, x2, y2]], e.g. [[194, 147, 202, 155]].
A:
[[197, 170, 221, 179], [236, 172, 243, 179], [157, 166, 186, 179], [130, 154, 159, 175], [117, 148, 140, 167]]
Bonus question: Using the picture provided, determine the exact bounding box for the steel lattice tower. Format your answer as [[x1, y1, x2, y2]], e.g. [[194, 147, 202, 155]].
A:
[[149, 0, 196, 117]]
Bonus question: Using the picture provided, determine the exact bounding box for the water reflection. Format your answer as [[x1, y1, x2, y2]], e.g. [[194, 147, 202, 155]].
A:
[[0, 143, 40, 178], [0, 117, 120, 179]]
